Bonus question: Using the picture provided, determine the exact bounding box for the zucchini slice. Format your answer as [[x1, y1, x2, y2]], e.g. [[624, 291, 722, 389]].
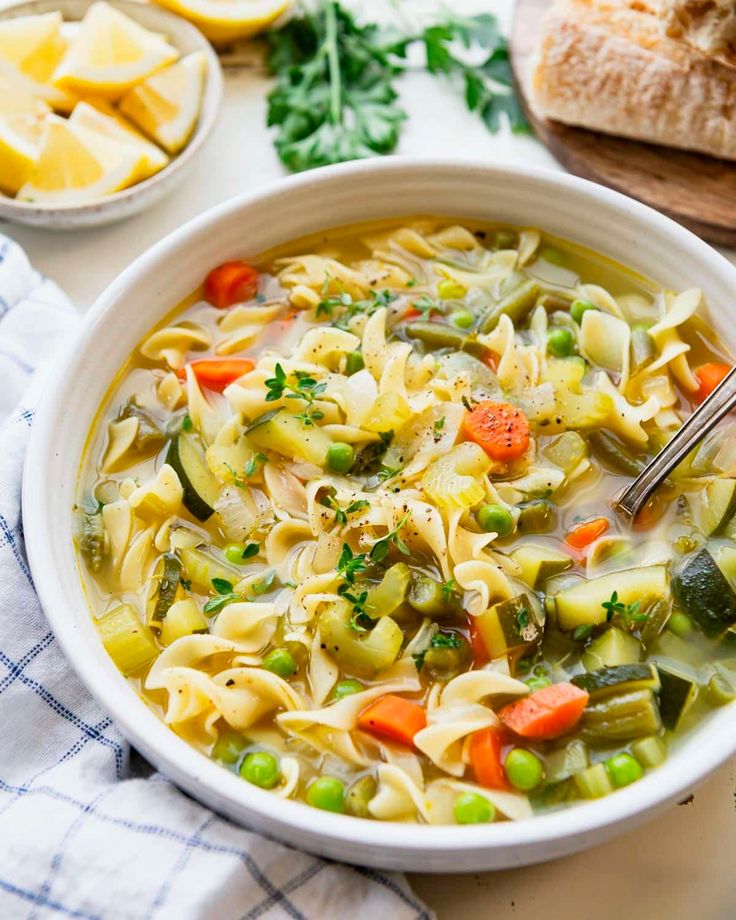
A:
[[146, 553, 183, 625], [581, 689, 662, 743], [656, 665, 699, 731], [552, 566, 669, 632], [687, 479, 736, 536], [581, 627, 642, 670], [572, 663, 660, 700], [510, 544, 573, 589], [475, 593, 543, 668], [166, 433, 221, 521], [672, 548, 736, 637]]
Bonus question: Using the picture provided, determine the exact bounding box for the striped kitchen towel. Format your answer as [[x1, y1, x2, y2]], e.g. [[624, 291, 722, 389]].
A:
[[0, 235, 431, 920]]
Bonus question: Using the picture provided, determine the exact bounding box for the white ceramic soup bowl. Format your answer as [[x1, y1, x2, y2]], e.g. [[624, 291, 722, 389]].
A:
[[23, 159, 736, 872]]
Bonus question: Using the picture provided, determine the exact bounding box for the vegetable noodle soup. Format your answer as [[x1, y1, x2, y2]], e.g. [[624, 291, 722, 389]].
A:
[[77, 218, 736, 825]]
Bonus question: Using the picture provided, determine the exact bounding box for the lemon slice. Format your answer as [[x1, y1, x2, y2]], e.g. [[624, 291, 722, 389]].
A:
[[71, 100, 169, 181], [52, 1, 179, 100], [0, 11, 66, 82], [0, 76, 49, 195], [151, 0, 290, 44], [17, 113, 145, 204], [119, 51, 205, 154]]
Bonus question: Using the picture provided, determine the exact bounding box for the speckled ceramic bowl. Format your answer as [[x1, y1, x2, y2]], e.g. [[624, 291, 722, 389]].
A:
[[0, 0, 222, 229], [23, 160, 736, 870]]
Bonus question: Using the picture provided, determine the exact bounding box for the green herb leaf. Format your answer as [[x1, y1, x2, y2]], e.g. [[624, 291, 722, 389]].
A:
[[212, 578, 234, 595], [337, 543, 368, 585], [441, 578, 457, 602], [430, 632, 461, 649], [516, 607, 530, 633], [251, 570, 276, 596], [204, 593, 240, 613], [244, 452, 268, 477], [242, 543, 260, 559], [572, 624, 593, 642], [181, 414, 193, 432], [369, 512, 411, 561]]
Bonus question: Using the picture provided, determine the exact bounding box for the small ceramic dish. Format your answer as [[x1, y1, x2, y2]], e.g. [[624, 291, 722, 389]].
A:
[[23, 159, 736, 871], [0, 0, 223, 229]]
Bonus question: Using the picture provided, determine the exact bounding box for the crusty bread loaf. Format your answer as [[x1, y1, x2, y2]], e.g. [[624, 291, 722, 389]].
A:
[[662, 0, 736, 63], [531, 0, 736, 160]]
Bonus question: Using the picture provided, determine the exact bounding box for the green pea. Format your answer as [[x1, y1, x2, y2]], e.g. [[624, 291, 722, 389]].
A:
[[211, 729, 248, 765], [333, 679, 364, 700], [505, 748, 544, 791], [306, 776, 346, 813], [437, 279, 467, 300], [668, 612, 693, 638], [547, 327, 575, 357], [570, 298, 598, 324], [541, 246, 566, 266], [326, 442, 355, 473], [224, 543, 246, 565], [605, 752, 644, 788], [476, 503, 515, 537], [454, 792, 495, 825], [262, 648, 298, 678], [345, 351, 364, 376], [240, 751, 280, 789], [449, 309, 474, 329]]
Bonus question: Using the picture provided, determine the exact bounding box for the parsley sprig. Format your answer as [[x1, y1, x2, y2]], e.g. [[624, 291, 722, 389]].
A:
[[203, 578, 241, 614], [317, 287, 397, 329], [264, 363, 327, 427], [266, 5, 525, 173]]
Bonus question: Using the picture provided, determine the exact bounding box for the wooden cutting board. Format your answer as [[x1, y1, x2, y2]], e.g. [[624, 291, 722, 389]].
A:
[[511, 0, 736, 247]]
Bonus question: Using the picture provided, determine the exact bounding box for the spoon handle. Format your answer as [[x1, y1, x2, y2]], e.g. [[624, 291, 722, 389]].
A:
[[615, 365, 736, 523]]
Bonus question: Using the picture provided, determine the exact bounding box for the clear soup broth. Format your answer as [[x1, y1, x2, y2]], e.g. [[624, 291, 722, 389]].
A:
[[77, 218, 736, 824]]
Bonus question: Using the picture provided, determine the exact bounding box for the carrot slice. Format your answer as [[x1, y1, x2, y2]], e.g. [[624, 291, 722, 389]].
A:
[[178, 358, 254, 392], [204, 261, 259, 309], [565, 517, 609, 551], [469, 728, 510, 790], [357, 694, 426, 747], [695, 362, 731, 402], [499, 683, 589, 740], [463, 400, 530, 462]]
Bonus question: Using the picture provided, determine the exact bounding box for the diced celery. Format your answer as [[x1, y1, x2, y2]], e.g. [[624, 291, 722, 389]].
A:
[[362, 393, 412, 433], [421, 442, 490, 512], [364, 563, 411, 619], [317, 601, 403, 676], [97, 604, 158, 676], [179, 547, 239, 593], [545, 739, 589, 783], [573, 763, 614, 799], [542, 431, 588, 475], [630, 735, 667, 769]]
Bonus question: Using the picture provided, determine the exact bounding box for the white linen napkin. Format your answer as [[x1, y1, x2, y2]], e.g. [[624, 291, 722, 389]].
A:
[[0, 235, 431, 920]]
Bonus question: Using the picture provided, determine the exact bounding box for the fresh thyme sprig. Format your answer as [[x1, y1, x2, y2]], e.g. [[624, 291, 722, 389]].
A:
[[264, 363, 327, 427]]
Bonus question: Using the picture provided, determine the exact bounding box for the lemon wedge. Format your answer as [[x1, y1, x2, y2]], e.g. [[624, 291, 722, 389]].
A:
[[150, 0, 290, 44], [52, 1, 179, 100], [71, 100, 169, 181], [119, 51, 205, 154], [17, 113, 145, 204], [0, 76, 49, 195], [0, 11, 66, 82]]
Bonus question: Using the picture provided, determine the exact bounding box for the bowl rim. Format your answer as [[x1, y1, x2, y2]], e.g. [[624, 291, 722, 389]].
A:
[[0, 0, 223, 215], [23, 157, 736, 865]]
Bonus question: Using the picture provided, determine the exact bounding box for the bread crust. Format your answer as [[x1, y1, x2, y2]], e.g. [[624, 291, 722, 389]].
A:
[[532, 0, 736, 160], [662, 0, 736, 64]]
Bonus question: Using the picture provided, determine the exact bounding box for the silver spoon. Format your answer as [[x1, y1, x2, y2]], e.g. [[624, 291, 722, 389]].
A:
[[615, 365, 736, 523]]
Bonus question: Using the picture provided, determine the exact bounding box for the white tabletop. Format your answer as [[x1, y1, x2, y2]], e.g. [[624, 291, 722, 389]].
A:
[[2, 0, 735, 916]]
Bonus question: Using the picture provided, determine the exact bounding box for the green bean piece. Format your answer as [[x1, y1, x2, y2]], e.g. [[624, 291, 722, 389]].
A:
[[705, 672, 736, 707], [306, 776, 346, 813], [404, 321, 486, 357], [516, 499, 557, 534], [630, 325, 656, 375], [478, 279, 541, 334], [422, 634, 472, 680], [346, 775, 377, 818], [345, 350, 365, 375], [407, 575, 461, 618], [454, 792, 495, 824], [587, 430, 646, 478]]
